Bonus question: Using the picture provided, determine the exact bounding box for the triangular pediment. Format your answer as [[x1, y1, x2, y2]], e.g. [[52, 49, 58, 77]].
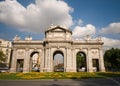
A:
[[51, 27, 66, 32], [45, 25, 72, 34]]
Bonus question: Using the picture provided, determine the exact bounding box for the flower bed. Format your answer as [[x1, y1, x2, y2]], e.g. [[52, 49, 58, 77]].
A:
[[0, 72, 120, 80]]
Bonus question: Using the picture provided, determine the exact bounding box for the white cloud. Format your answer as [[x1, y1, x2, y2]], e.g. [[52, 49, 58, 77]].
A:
[[72, 24, 96, 38], [101, 22, 120, 34], [72, 20, 120, 50], [0, 0, 73, 33], [102, 37, 120, 50]]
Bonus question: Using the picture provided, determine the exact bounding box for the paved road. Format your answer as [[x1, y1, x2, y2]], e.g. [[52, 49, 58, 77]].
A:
[[0, 78, 120, 86]]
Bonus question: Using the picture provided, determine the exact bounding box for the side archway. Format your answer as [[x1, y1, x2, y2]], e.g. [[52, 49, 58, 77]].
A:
[[53, 51, 64, 72], [30, 51, 40, 72], [76, 51, 87, 72]]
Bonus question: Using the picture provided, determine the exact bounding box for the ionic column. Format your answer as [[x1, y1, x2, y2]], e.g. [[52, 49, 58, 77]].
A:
[[23, 48, 30, 73], [99, 49, 105, 72], [64, 48, 67, 72], [47, 48, 51, 72], [50, 48, 54, 72], [10, 48, 17, 73], [87, 48, 93, 72], [66, 48, 69, 72], [44, 48, 49, 72], [66, 47, 73, 72], [72, 48, 76, 72], [40, 48, 44, 72]]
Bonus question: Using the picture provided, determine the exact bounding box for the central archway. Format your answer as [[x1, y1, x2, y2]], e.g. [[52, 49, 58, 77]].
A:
[[53, 51, 64, 72]]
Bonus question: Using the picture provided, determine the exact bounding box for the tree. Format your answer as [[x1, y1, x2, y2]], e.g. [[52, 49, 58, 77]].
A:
[[104, 48, 120, 71], [0, 50, 6, 63]]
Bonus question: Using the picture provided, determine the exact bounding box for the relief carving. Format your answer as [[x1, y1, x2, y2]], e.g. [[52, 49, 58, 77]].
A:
[[17, 50, 25, 55], [92, 50, 98, 54]]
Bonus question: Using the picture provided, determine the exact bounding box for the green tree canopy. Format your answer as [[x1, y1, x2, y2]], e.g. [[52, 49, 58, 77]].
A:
[[104, 48, 120, 70], [0, 50, 6, 63]]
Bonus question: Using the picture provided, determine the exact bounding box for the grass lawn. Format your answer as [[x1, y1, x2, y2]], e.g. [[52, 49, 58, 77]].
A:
[[0, 72, 120, 80]]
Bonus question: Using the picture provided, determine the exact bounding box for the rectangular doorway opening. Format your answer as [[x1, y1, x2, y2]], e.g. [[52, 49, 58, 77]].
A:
[[16, 59, 24, 72], [92, 59, 99, 72]]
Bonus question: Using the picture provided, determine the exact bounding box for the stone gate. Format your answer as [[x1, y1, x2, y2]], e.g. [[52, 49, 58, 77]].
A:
[[10, 25, 105, 73]]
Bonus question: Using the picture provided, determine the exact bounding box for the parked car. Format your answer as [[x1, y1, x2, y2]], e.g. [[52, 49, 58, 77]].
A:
[[0, 67, 9, 73], [56, 68, 64, 72]]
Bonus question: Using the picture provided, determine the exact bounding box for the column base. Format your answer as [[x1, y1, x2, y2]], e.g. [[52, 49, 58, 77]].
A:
[[43, 68, 51, 72], [23, 68, 29, 73], [100, 68, 106, 72], [87, 69, 93, 72], [66, 68, 76, 72], [10, 68, 16, 73]]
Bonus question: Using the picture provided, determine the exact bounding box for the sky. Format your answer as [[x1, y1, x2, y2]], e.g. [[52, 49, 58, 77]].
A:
[[0, 0, 120, 50]]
